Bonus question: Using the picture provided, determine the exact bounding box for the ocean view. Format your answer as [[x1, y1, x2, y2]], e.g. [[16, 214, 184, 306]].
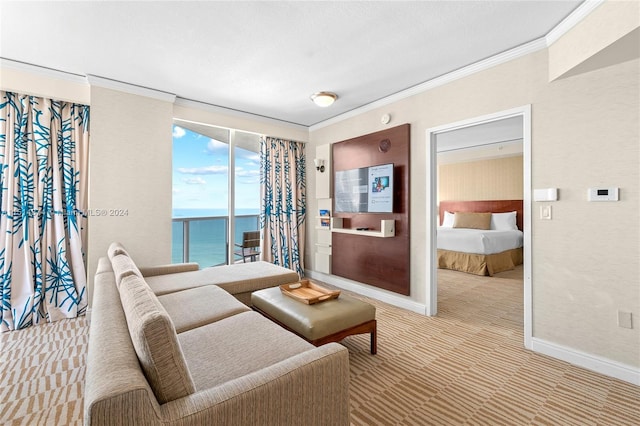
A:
[[172, 208, 260, 267]]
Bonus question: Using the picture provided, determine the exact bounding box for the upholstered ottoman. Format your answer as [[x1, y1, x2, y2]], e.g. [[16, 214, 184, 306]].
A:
[[251, 286, 377, 354]]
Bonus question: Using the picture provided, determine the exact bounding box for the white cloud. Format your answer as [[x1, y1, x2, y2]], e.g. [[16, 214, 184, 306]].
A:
[[183, 177, 207, 185], [173, 126, 186, 138], [235, 167, 260, 178], [177, 165, 228, 175], [204, 138, 228, 154]]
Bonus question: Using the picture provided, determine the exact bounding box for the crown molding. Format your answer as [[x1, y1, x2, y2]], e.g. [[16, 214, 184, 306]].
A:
[[86, 74, 176, 103], [545, 0, 606, 47], [0, 58, 87, 84], [174, 97, 309, 132], [310, 0, 603, 132], [310, 37, 547, 131]]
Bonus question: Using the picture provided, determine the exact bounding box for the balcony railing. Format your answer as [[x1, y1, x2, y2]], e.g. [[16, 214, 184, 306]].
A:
[[172, 214, 260, 267]]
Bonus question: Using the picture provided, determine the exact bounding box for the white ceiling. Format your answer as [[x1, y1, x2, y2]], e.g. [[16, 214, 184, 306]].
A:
[[436, 116, 524, 164], [0, 1, 583, 127]]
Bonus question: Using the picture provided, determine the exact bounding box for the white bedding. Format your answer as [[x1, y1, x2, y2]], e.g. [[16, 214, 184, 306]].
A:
[[437, 227, 523, 255]]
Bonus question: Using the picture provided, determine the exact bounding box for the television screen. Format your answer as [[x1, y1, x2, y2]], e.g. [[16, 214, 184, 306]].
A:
[[334, 163, 394, 213]]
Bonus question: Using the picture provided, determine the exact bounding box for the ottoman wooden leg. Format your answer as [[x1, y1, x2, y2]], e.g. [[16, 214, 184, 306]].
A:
[[370, 320, 377, 355]]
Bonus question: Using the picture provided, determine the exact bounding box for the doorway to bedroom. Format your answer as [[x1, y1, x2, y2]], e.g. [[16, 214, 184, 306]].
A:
[[426, 106, 532, 349]]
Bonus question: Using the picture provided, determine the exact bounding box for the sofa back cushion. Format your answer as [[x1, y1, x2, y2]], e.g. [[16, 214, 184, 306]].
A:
[[118, 274, 196, 404], [108, 242, 131, 260], [111, 254, 143, 287]]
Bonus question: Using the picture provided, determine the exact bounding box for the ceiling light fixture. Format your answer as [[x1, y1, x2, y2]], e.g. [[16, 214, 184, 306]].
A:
[[310, 91, 338, 107]]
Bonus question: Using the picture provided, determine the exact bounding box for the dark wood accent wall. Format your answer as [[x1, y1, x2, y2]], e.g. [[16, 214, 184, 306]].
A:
[[331, 124, 410, 296]]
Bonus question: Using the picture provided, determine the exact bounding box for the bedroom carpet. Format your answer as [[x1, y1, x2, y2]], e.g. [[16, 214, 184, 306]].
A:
[[1, 266, 639, 425]]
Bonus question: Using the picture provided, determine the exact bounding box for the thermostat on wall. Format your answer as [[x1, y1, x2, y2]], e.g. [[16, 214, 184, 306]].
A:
[[588, 187, 619, 201]]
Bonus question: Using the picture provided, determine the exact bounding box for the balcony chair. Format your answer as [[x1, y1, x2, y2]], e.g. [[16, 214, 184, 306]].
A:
[[234, 231, 261, 263]]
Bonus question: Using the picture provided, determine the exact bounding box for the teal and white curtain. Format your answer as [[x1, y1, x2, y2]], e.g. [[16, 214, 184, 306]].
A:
[[260, 137, 306, 276], [0, 91, 89, 332]]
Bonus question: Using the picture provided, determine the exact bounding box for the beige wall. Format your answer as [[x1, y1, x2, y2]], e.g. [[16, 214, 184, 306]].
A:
[[438, 155, 523, 202], [87, 86, 174, 303], [531, 58, 639, 366], [310, 16, 639, 367], [548, 0, 639, 81]]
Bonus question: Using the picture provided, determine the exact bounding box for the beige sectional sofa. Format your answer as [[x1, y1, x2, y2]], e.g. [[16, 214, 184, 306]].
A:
[[84, 243, 350, 425]]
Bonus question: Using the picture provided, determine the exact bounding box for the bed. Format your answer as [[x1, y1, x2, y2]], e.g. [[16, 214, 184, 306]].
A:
[[438, 200, 524, 276]]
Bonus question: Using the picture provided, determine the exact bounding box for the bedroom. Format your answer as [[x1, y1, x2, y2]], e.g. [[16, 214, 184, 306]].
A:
[[435, 116, 525, 321]]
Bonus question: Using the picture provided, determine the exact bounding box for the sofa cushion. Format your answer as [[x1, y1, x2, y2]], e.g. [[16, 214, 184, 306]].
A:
[[95, 256, 113, 275], [157, 285, 250, 333], [118, 274, 196, 404], [178, 311, 314, 390], [145, 261, 299, 296], [139, 262, 199, 277], [111, 254, 143, 287], [108, 242, 131, 260]]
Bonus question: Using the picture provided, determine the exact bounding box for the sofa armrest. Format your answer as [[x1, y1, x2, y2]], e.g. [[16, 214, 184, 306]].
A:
[[139, 263, 200, 277], [160, 343, 350, 425]]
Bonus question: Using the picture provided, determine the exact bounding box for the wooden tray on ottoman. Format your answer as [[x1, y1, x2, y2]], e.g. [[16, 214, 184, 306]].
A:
[[279, 279, 340, 304]]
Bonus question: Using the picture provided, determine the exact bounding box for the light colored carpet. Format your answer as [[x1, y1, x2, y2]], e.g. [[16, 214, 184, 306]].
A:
[[0, 317, 88, 425], [343, 266, 639, 425], [1, 266, 639, 425]]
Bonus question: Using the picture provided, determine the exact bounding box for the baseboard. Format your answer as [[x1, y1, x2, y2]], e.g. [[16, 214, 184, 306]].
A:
[[531, 337, 640, 386], [305, 269, 638, 386], [305, 269, 427, 315]]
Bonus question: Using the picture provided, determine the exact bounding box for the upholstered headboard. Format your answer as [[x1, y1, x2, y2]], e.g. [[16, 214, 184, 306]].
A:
[[439, 200, 524, 231]]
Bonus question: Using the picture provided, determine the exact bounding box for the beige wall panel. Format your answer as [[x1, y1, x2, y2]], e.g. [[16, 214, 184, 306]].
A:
[[531, 58, 639, 366], [87, 87, 174, 304], [315, 144, 331, 199], [549, 0, 640, 81], [439, 155, 523, 202]]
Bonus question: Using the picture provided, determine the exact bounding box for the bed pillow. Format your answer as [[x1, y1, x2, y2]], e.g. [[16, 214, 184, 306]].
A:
[[491, 211, 518, 230], [453, 212, 492, 230], [441, 211, 455, 228]]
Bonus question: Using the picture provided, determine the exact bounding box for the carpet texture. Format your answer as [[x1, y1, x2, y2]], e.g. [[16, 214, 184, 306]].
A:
[[1, 266, 639, 425]]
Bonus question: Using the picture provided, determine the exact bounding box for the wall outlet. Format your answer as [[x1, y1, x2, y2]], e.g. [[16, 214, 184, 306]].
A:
[[617, 311, 633, 329]]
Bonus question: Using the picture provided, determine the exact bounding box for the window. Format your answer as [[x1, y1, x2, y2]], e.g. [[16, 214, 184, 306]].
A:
[[172, 122, 260, 266]]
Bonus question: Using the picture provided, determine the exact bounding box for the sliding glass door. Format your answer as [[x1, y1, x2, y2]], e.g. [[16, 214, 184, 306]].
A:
[[232, 131, 261, 260], [172, 121, 260, 266]]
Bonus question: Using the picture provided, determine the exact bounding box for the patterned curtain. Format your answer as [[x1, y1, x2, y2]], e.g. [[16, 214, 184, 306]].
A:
[[260, 136, 306, 276], [0, 92, 89, 332]]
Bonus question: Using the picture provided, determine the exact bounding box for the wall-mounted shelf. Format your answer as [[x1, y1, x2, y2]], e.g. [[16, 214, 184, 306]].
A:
[[330, 218, 395, 238], [315, 195, 333, 274]]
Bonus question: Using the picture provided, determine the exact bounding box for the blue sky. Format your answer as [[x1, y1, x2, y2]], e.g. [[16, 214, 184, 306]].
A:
[[172, 125, 260, 212]]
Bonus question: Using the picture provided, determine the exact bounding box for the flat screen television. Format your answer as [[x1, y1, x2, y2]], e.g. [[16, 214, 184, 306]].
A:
[[334, 163, 394, 213]]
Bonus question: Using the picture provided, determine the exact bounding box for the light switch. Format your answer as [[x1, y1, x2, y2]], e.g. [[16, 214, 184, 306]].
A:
[[540, 205, 552, 220]]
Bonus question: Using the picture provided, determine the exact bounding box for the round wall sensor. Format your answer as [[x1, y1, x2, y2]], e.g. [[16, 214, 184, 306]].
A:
[[381, 113, 391, 124]]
